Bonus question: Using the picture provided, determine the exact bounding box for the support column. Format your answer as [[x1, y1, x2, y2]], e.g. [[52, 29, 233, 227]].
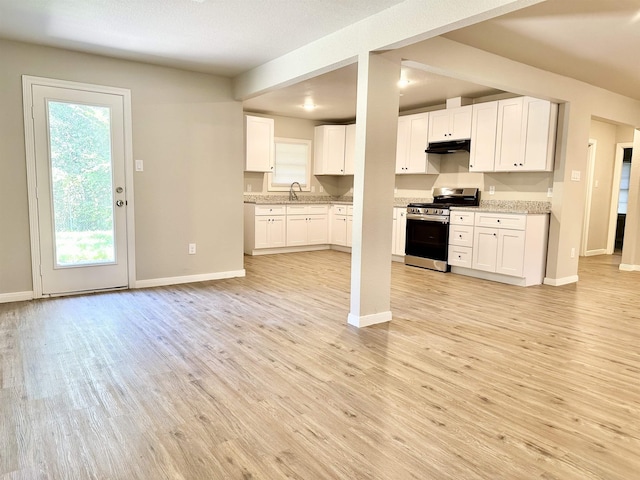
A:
[[620, 129, 640, 270], [544, 102, 591, 285], [348, 52, 400, 328]]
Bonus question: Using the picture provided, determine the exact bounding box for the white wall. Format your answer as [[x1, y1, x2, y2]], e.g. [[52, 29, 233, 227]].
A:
[[0, 39, 244, 296]]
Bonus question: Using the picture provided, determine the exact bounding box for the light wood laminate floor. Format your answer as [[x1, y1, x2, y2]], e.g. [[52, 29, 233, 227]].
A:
[[1, 251, 639, 479]]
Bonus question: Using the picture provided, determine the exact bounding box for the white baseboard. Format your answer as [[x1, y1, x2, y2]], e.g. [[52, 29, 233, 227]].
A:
[[0, 291, 34, 304], [585, 249, 607, 257], [135, 269, 246, 289], [543, 275, 579, 286], [619, 264, 640, 272], [348, 311, 392, 328], [247, 245, 330, 256]]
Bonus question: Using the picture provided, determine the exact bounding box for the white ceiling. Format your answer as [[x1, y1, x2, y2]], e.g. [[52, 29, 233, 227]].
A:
[[444, 0, 640, 101], [0, 0, 406, 77], [1, 0, 639, 121]]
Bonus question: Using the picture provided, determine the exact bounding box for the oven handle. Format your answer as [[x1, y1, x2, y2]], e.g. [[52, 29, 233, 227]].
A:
[[406, 214, 450, 224]]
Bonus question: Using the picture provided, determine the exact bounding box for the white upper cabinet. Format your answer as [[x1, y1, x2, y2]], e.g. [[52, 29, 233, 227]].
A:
[[494, 96, 558, 172], [469, 101, 498, 172], [395, 113, 439, 174], [313, 123, 355, 176], [314, 125, 347, 175], [245, 115, 274, 172], [428, 105, 472, 142], [344, 123, 356, 175]]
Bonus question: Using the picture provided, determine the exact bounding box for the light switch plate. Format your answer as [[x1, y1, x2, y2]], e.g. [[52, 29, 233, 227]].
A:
[[135, 159, 144, 172], [489, 186, 495, 195], [571, 170, 581, 181]]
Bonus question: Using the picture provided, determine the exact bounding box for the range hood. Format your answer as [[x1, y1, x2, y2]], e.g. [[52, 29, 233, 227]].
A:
[[425, 139, 471, 154]]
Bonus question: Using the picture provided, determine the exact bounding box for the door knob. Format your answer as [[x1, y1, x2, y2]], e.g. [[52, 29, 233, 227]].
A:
[[116, 200, 125, 207]]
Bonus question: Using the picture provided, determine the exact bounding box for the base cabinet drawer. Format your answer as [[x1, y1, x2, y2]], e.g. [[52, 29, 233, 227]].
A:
[[448, 245, 473, 268], [450, 211, 475, 225], [449, 225, 474, 247], [475, 212, 526, 230]]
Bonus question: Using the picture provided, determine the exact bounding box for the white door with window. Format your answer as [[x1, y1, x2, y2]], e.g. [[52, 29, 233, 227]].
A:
[[24, 77, 133, 296]]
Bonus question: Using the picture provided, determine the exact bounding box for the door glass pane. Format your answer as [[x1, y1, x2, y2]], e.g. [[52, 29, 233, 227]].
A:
[[48, 101, 115, 266]]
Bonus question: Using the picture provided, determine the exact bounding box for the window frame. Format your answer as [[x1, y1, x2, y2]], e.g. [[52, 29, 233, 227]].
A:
[[267, 137, 311, 192]]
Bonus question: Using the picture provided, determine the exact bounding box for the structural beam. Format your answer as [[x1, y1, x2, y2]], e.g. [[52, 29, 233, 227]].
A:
[[233, 0, 545, 100]]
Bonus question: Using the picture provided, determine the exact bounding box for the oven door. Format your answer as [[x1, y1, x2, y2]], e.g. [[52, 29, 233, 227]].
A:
[[405, 214, 450, 270]]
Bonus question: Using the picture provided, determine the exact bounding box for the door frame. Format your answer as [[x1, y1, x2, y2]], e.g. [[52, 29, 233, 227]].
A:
[[22, 75, 136, 298], [606, 142, 633, 254], [581, 139, 597, 256]]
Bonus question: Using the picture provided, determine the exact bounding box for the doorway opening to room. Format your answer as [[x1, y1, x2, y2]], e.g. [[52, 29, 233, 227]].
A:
[[22, 76, 136, 298], [613, 147, 633, 253]]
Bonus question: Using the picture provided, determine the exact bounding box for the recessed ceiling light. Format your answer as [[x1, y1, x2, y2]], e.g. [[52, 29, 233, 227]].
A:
[[302, 98, 316, 111]]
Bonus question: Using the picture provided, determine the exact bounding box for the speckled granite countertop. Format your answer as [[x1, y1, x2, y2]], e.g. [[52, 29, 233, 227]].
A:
[[244, 195, 425, 208], [244, 196, 551, 213], [452, 200, 552, 215]]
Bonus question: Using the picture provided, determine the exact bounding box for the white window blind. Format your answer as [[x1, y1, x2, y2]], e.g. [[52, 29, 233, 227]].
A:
[[268, 138, 311, 191]]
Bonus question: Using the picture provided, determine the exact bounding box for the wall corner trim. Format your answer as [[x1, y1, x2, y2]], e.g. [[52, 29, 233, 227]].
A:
[[135, 269, 246, 289], [619, 264, 640, 272], [0, 291, 34, 304], [347, 311, 392, 328], [543, 275, 579, 286]]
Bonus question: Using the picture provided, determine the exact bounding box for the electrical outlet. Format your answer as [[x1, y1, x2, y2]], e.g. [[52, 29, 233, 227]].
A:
[[319, 186, 324, 193], [188, 243, 196, 255], [547, 188, 553, 198], [570, 247, 575, 258], [489, 186, 495, 195], [247, 184, 252, 192]]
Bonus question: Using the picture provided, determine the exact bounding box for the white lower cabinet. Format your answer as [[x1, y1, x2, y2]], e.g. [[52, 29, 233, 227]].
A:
[[286, 205, 328, 246], [244, 204, 287, 253], [255, 216, 286, 249], [331, 205, 353, 247], [496, 229, 526, 276], [473, 226, 526, 277], [448, 212, 475, 268], [450, 209, 549, 286], [392, 207, 407, 257], [244, 203, 329, 254]]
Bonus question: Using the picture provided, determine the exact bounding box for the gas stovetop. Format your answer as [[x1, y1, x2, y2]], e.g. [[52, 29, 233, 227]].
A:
[[408, 187, 480, 213]]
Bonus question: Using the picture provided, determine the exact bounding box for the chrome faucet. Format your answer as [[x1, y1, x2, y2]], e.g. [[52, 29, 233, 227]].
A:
[[289, 181, 302, 201]]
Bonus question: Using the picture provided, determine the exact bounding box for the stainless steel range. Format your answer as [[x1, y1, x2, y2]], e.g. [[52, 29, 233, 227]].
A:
[[405, 187, 480, 272]]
